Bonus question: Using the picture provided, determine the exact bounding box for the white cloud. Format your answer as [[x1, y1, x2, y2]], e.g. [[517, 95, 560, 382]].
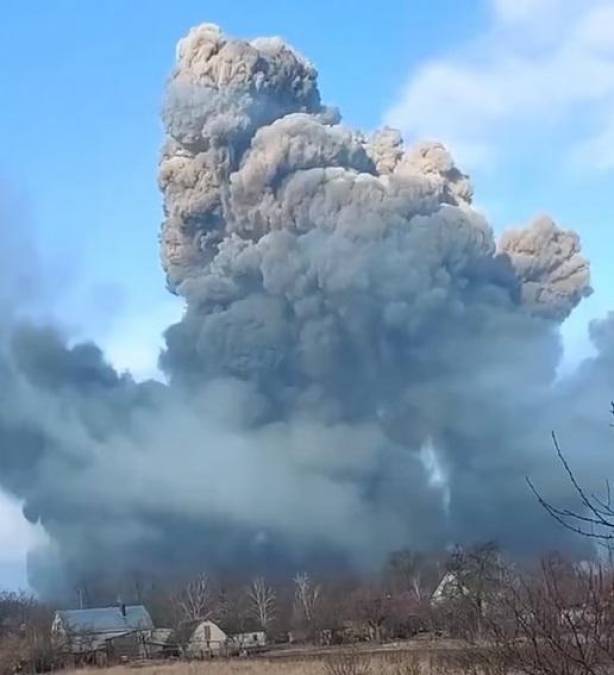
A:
[[0, 493, 44, 562], [385, 0, 614, 173], [0, 491, 47, 589], [492, 0, 560, 25]]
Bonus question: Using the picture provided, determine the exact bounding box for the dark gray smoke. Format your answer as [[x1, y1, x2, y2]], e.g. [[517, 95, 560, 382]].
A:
[[0, 24, 610, 598]]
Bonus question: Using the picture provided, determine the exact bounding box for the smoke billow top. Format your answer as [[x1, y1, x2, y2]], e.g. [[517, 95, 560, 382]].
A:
[[0, 24, 611, 597]]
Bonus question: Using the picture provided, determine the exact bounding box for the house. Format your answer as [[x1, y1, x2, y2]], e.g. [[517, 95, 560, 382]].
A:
[[105, 632, 143, 660], [317, 623, 367, 645], [430, 572, 469, 606], [185, 620, 228, 658], [52, 604, 154, 658], [228, 630, 266, 651], [146, 628, 178, 657]]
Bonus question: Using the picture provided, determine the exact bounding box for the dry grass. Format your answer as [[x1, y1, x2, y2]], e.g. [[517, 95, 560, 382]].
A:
[[61, 663, 323, 675], [56, 650, 508, 675]]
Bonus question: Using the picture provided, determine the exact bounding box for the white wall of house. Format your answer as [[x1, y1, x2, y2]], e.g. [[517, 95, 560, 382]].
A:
[[187, 621, 227, 657], [229, 631, 266, 648]]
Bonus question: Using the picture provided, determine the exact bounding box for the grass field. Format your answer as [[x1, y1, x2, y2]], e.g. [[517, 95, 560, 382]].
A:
[[58, 646, 500, 675], [61, 661, 426, 675]]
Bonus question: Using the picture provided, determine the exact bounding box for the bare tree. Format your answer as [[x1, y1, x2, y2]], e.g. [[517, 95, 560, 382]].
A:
[[0, 593, 60, 673], [487, 556, 614, 675], [247, 577, 276, 632], [384, 549, 442, 601], [174, 572, 213, 623], [435, 542, 505, 641], [347, 585, 393, 643], [293, 572, 321, 639]]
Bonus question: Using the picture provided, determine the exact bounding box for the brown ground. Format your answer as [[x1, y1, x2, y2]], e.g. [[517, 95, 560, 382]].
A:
[[60, 659, 436, 675], [58, 640, 500, 675]]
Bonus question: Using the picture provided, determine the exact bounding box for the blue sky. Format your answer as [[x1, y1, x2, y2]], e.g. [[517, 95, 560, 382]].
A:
[[1, 0, 613, 589]]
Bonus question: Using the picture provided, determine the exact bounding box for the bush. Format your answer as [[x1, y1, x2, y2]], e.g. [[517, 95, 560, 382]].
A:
[[323, 651, 371, 675]]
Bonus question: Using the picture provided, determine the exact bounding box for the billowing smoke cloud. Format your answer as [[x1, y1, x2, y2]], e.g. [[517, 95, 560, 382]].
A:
[[0, 24, 610, 598], [498, 215, 591, 321]]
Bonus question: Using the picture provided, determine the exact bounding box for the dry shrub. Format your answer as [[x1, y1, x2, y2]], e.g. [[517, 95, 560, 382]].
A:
[[381, 653, 422, 675], [425, 652, 461, 675], [323, 651, 372, 675], [0, 634, 27, 674], [443, 649, 509, 675]]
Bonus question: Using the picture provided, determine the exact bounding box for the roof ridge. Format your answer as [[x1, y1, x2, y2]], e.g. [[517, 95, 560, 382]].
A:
[[61, 604, 146, 612]]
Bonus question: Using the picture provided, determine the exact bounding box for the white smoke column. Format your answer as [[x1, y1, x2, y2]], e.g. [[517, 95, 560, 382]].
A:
[[420, 438, 450, 515]]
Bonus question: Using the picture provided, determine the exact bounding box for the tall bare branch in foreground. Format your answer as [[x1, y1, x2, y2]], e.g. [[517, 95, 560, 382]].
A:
[[527, 403, 614, 544]]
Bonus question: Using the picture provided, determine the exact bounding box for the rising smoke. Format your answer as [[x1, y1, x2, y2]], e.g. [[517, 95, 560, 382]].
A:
[[0, 24, 611, 598]]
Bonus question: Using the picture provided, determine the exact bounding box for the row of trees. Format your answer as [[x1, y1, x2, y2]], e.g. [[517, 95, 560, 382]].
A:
[[142, 549, 448, 643], [2, 545, 614, 674], [64, 542, 593, 646]]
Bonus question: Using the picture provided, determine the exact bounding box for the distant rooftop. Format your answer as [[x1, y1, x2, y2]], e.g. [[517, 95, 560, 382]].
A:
[[56, 605, 153, 634]]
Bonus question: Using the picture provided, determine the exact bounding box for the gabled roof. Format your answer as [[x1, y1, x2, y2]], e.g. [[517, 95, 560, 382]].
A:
[[431, 571, 469, 604], [55, 605, 153, 634]]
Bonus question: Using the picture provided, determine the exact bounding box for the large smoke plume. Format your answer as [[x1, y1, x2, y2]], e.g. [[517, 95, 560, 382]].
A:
[[0, 24, 610, 598]]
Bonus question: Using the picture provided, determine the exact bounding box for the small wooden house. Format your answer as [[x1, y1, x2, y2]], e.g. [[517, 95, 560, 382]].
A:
[[185, 620, 228, 658], [228, 630, 266, 651], [146, 628, 178, 657], [52, 604, 154, 659]]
